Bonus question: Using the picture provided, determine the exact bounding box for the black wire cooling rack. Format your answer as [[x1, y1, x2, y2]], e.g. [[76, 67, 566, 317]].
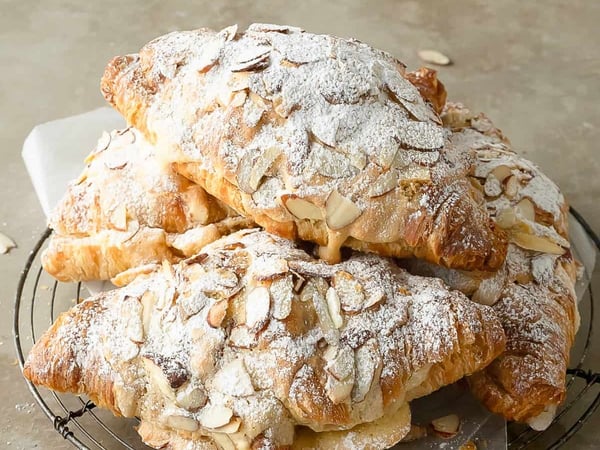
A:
[[13, 209, 600, 450]]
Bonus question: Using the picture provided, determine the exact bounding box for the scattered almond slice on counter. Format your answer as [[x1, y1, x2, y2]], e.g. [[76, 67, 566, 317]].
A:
[[0, 231, 16, 254], [418, 49, 452, 66], [431, 413, 460, 438]]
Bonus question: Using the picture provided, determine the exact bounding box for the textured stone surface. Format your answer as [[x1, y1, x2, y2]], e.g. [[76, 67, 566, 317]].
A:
[[1, 0, 598, 448]]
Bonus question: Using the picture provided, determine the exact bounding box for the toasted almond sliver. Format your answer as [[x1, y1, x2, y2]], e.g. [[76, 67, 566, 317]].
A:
[[325, 190, 362, 230], [326, 375, 354, 404], [326, 287, 344, 329], [0, 232, 17, 255], [431, 414, 460, 437], [504, 175, 519, 198], [166, 415, 199, 432], [283, 195, 322, 220], [199, 405, 234, 429], [417, 49, 451, 66], [238, 147, 280, 194], [495, 207, 518, 229], [333, 271, 365, 313], [516, 198, 536, 222], [511, 232, 565, 255], [368, 171, 398, 198], [212, 433, 236, 450], [213, 359, 255, 397], [214, 417, 242, 434], [245, 286, 271, 330], [123, 296, 144, 343], [175, 387, 207, 410], [492, 164, 513, 182], [484, 173, 503, 197], [142, 357, 175, 400], [352, 339, 381, 402], [270, 276, 294, 320], [207, 300, 228, 328]]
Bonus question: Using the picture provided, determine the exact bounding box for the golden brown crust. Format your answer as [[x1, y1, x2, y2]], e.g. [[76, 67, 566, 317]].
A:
[[409, 103, 578, 427], [101, 24, 507, 271], [24, 229, 505, 449], [405, 67, 448, 115], [42, 128, 251, 282]]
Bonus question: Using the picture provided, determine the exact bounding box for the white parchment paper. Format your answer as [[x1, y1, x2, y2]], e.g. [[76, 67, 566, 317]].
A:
[[21, 108, 597, 450]]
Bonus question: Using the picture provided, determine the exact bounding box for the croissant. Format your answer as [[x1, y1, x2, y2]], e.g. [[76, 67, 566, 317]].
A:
[[406, 102, 579, 429], [100, 23, 507, 271], [25, 229, 505, 449], [42, 127, 252, 282]]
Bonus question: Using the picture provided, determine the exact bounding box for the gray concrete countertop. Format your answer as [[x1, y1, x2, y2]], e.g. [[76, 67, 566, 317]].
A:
[[1, 1, 598, 448]]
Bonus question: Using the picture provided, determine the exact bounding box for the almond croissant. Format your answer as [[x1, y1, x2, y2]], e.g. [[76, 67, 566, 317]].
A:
[[407, 102, 579, 429], [25, 229, 505, 449], [100, 23, 507, 270]]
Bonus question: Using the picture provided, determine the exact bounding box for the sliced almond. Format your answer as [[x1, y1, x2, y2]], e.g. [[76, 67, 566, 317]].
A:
[[142, 354, 189, 391], [332, 271, 365, 313], [162, 259, 176, 282], [141, 290, 157, 333], [211, 433, 236, 450], [207, 300, 228, 328], [166, 415, 199, 432], [219, 24, 238, 41], [324, 345, 355, 381], [245, 286, 271, 330], [511, 232, 565, 255], [516, 198, 536, 222], [504, 175, 519, 198], [237, 147, 280, 194], [326, 287, 344, 329], [214, 417, 242, 434], [179, 292, 210, 320], [142, 357, 176, 400], [229, 325, 257, 349], [484, 173, 502, 197], [282, 195, 322, 220], [364, 290, 386, 309], [368, 170, 398, 197], [213, 359, 255, 397], [123, 296, 144, 343], [230, 90, 247, 108], [175, 386, 207, 410], [251, 256, 289, 281], [311, 285, 339, 346], [325, 190, 362, 230], [492, 164, 513, 182], [109, 204, 127, 231], [326, 375, 354, 404], [0, 231, 16, 254], [417, 49, 451, 66], [270, 276, 294, 320], [431, 414, 460, 438], [199, 405, 234, 429], [495, 207, 518, 229], [352, 339, 381, 403]]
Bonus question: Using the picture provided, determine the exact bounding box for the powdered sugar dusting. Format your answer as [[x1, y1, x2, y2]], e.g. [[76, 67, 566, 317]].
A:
[[25, 229, 504, 448]]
